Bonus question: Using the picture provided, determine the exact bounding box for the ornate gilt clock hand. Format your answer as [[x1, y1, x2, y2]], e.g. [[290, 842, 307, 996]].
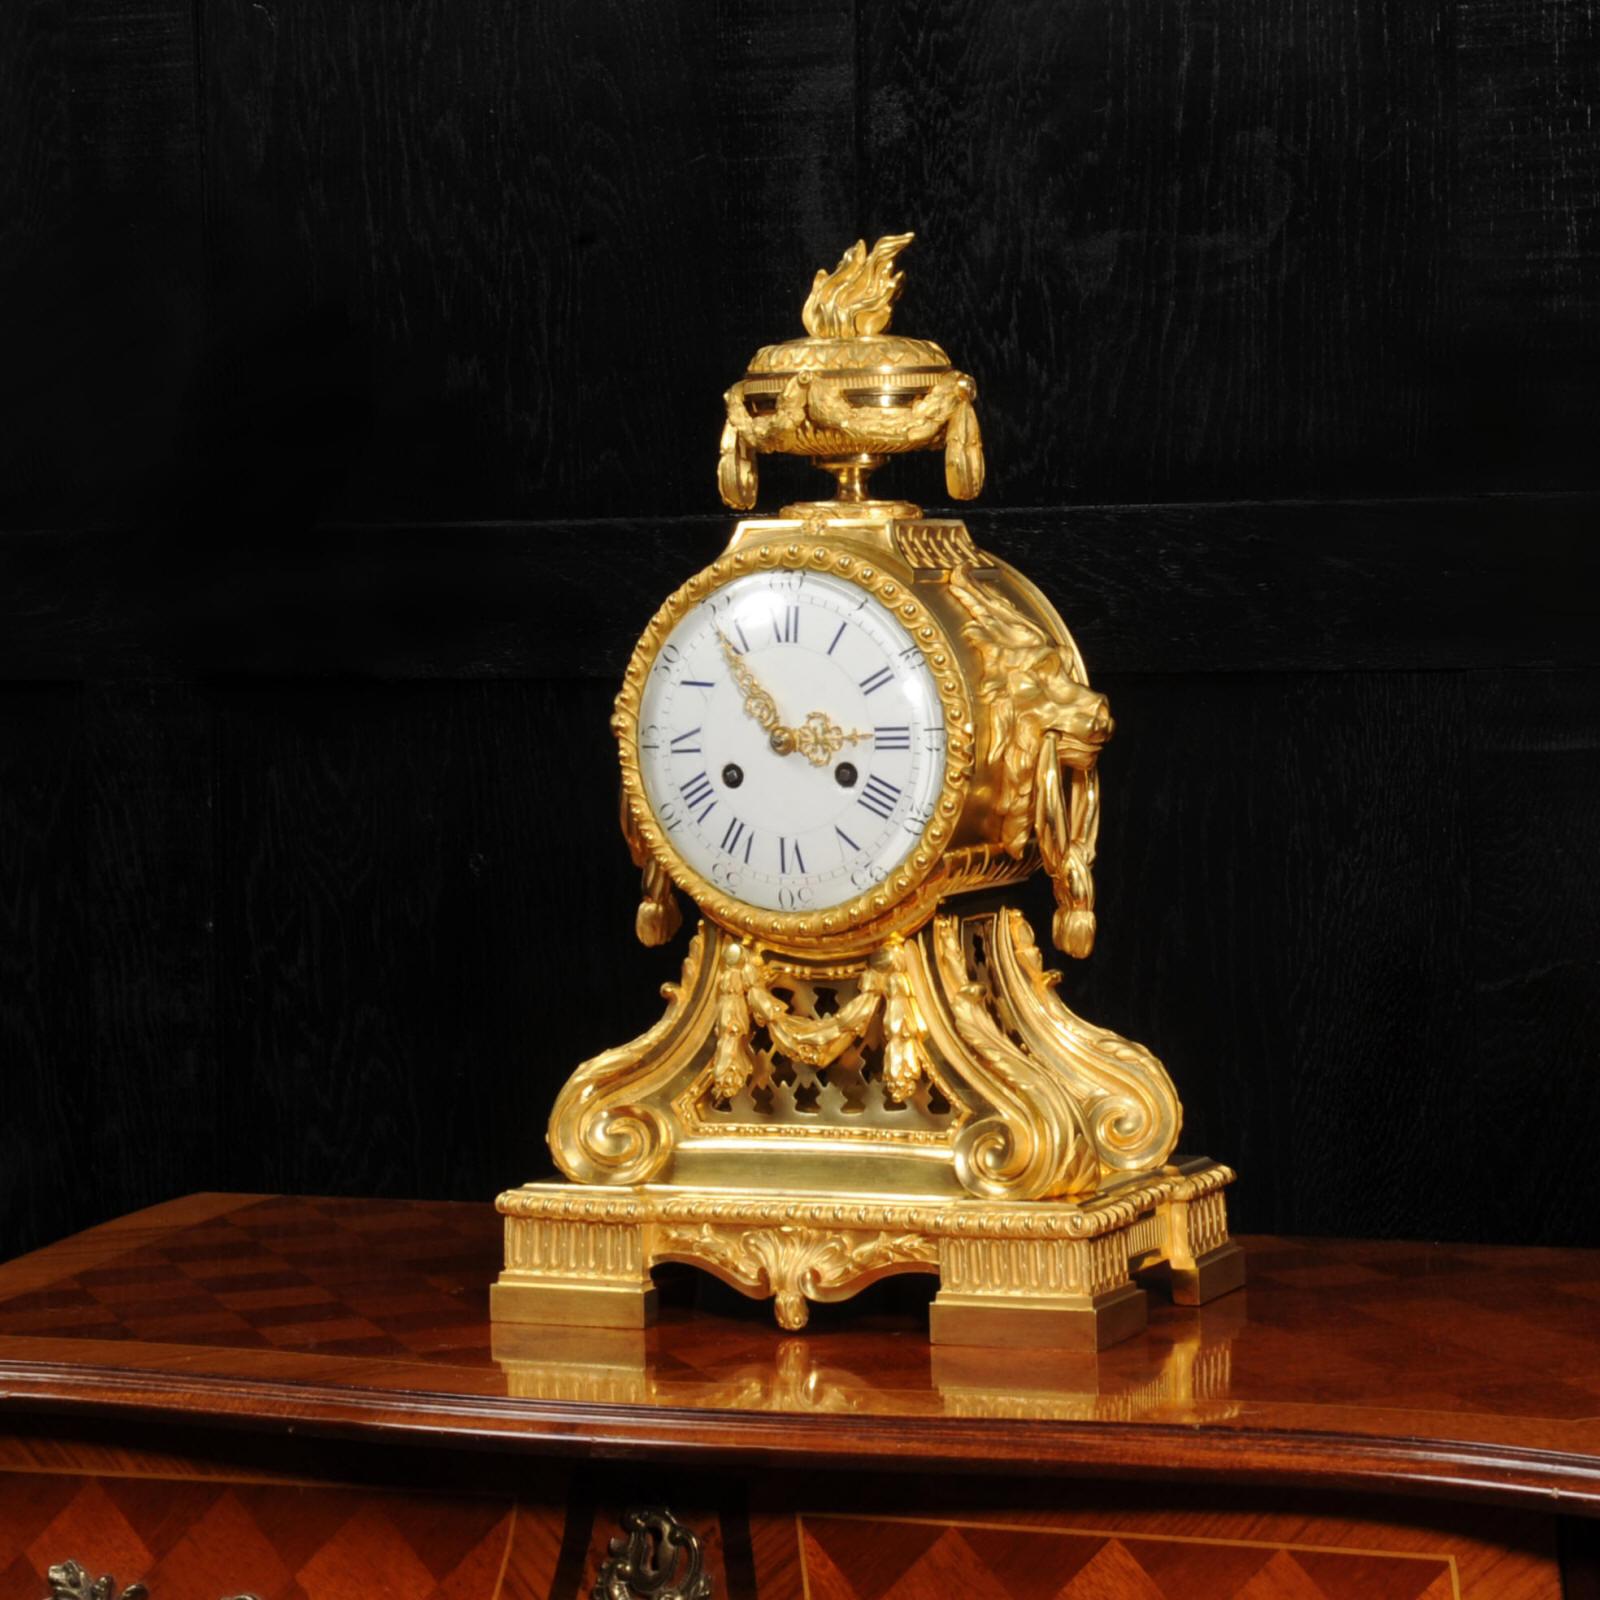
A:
[[714, 628, 871, 765], [715, 628, 789, 746], [792, 711, 872, 768], [716, 630, 784, 736]]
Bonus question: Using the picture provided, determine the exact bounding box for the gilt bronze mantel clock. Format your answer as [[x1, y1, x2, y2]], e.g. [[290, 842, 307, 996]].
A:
[[493, 235, 1243, 1349]]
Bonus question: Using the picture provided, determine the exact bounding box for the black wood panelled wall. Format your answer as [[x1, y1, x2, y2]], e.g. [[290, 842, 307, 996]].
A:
[[2, 0, 1596, 1260]]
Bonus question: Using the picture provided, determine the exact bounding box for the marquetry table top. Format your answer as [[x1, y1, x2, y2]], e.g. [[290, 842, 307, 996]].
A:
[[0, 1194, 1596, 1516]]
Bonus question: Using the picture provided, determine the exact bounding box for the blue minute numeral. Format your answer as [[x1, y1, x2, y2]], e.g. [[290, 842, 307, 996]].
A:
[[680, 771, 717, 823], [721, 816, 754, 863], [857, 775, 902, 820]]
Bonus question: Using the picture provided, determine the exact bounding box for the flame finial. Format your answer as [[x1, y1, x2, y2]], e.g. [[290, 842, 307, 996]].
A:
[[801, 233, 916, 339], [720, 231, 983, 508]]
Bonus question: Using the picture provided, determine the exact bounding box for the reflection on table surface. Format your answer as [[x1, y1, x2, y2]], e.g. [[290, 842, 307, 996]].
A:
[[4, 1197, 1598, 1461], [492, 1285, 1249, 1425]]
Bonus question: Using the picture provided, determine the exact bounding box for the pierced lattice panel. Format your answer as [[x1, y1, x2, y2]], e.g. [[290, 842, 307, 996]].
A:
[[964, 919, 1029, 1051], [699, 972, 955, 1134]]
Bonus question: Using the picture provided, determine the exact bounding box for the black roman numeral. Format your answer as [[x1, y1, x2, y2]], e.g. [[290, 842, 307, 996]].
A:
[[771, 604, 800, 645], [874, 725, 911, 750], [827, 621, 847, 656], [834, 825, 860, 852], [680, 771, 717, 823], [670, 726, 702, 754], [859, 666, 894, 696], [680, 678, 715, 689], [731, 621, 751, 654], [857, 775, 902, 820], [721, 816, 754, 863], [778, 836, 806, 874]]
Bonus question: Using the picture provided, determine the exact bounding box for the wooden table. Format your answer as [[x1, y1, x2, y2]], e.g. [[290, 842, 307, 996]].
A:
[[1, 1194, 1596, 1597]]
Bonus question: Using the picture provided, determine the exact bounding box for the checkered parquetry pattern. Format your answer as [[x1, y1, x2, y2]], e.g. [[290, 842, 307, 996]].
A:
[[794, 1516, 1457, 1600], [0, 1472, 548, 1600], [0, 1197, 500, 1362]]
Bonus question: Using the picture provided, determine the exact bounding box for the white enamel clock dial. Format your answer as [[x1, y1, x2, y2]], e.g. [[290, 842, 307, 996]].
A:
[[636, 570, 948, 914]]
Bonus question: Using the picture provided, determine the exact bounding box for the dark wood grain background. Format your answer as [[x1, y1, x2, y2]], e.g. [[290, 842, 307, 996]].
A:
[[2, 0, 1596, 1261]]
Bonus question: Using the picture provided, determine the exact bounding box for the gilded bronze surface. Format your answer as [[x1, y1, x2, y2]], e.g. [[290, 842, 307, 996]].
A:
[[718, 233, 984, 508], [500, 235, 1241, 1345]]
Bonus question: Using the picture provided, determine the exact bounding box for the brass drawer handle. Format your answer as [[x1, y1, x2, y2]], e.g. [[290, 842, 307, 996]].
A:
[[45, 1560, 258, 1600], [595, 1507, 712, 1600]]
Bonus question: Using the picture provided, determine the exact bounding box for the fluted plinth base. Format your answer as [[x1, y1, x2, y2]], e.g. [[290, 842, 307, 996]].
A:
[[492, 1158, 1241, 1350]]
